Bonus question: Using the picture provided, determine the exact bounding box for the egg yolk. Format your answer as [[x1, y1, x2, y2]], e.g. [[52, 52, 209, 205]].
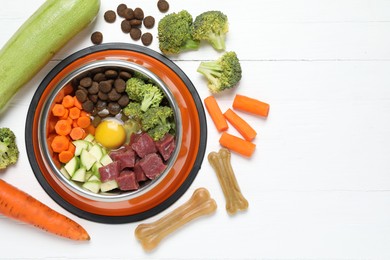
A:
[[94, 119, 126, 149]]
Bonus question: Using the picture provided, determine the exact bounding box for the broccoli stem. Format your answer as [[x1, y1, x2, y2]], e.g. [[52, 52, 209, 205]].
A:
[[183, 39, 200, 51], [208, 33, 226, 51]]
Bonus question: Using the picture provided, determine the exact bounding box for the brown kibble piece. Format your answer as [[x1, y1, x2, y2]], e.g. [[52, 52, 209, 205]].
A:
[[129, 19, 142, 27], [98, 91, 108, 101], [119, 71, 132, 80], [88, 82, 99, 95], [143, 16, 155, 29], [130, 28, 142, 40], [208, 148, 249, 215], [157, 0, 169, 13], [134, 7, 144, 20], [99, 80, 112, 93], [93, 72, 106, 82], [117, 3, 127, 17], [91, 31, 103, 45], [121, 20, 132, 33], [107, 89, 122, 101], [135, 188, 217, 251], [108, 102, 121, 115], [88, 94, 98, 103], [82, 100, 94, 113], [104, 10, 116, 23], [124, 8, 134, 20], [105, 70, 118, 79], [141, 33, 153, 46], [118, 95, 130, 108], [114, 78, 126, 93], [79, 77, 92, 88], [75, 89, 88, 103]]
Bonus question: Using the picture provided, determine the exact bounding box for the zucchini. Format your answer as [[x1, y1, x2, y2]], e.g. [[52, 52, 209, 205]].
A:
[[0, 0, 100, 113]]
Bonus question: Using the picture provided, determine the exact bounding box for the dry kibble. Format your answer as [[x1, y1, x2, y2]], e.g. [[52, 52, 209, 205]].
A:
[[117, 3, 127, 17], [208, 148, 249, 215], [119, 71, 132, 80], [134, 7, 144, 20], [129, 19, 142, 27], [79, 77, 92, 88], [91, 31, 103, 45], [143, 16, 155, 29], [124, 8, 134, 20], [141, 32, 153, 46], [135, 188, 217, 251], [121, 20, 132, 33], [130, 28, 142, 40], [105, 69, 118, 79], [104, 10, 116, 23], [157, 0, 169, 13]]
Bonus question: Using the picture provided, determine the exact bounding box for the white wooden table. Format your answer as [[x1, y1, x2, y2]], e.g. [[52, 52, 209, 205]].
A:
[[1, 0, 390, 259]]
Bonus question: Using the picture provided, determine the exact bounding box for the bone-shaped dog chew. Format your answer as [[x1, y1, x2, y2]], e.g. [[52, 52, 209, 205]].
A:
[[208, 148, 248, 215], [134, 188, 217, 251]]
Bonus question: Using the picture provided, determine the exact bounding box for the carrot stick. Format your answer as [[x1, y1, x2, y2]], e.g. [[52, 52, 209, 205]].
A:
[[73, 96, 83, 110], [224, 109, 257, 141], [232, 94, 270, 117], [0, 179, 90, 240], [54, 119, 72, 136], [219, 132, 256, 157], [70, 127, 85, 141], [204, 96, 228, 132]]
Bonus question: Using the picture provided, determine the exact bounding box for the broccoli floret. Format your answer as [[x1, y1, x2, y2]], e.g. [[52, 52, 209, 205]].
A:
[[140, 84, 164, 112], [197, 51, 242, 93], [126, 77, 146, 102], [158, 10, 200, 55], [0, 128, 19, 169], [123, 102, 143, 120], [140, 106, 174, 140], [192, 11, 229, 51]]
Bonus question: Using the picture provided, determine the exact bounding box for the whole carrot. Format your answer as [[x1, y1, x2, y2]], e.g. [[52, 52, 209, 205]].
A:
[[0, 179, 90, 241]]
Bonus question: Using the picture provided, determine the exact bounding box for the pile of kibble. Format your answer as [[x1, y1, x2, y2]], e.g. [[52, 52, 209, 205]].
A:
[[91, 0, 169, 46]]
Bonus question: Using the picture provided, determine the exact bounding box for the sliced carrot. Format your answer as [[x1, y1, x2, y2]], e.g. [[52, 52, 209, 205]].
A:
[[67, 142, 76, 154], [80, 111, 90, 118], [58, 150, 74, 163], [62, 84, 74, 95], [51, 104, 66, 117], [77, 116, 91, 129], [53, 89, 65, 104], [59, 108, 69, 120], [219, 132, 256, 157], [72, 120, 79, 128], [51, 135, 70, 153], [62, 95, 75, 108], [224, 108, 257, 141], [204, 96, 228, 132], [70, 127, 85, 141], [54, 119, 72, 136], [232, 94, 270, 117], [85, 124, 95, 136], [73, 96, 83, 109], [0, 179, 90, 240], [68, 107, 81, 120]]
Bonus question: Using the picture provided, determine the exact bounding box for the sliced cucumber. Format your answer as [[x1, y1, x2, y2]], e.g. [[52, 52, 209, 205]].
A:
[[87, 174, 100, 182], [71, 167, 87, 182], [64, 156, 80, 176], [100, 180, 119, 192], [100, 153, 113, 166], [84, 133, 95, 143], [72, 140, 90, 156], [89, 144, 103, 161], [82, 181, 101, 193], [80, 149, 97, 171], [59, 167, 71, 180], [91, 162, 102, 177]]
